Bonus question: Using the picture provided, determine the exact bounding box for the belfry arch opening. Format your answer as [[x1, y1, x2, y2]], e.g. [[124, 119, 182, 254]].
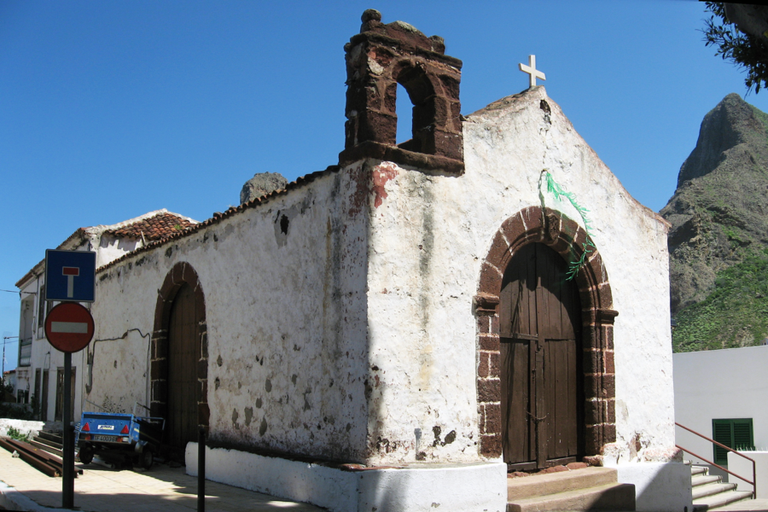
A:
[[340, 9, 464, 171], [393, 64, 436, 153], [395, 82, 412, 145]]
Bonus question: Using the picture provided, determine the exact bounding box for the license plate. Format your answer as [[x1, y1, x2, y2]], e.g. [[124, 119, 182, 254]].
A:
[[93, 435, 118, 443]]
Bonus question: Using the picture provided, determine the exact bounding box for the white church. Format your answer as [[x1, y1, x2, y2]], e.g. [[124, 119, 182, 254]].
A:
[[17, 10, 689, 511]]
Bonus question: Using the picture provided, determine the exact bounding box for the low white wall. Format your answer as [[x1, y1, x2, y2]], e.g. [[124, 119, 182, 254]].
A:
[[186, 443, 507, 512], [0, 419, 44, 439], [728, 450, 767, 498], [616, 462, 692, 512]]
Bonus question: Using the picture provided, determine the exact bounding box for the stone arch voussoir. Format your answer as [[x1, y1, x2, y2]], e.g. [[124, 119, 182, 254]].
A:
[[474, 206, 617, 460], [150, 262, 209, 428]]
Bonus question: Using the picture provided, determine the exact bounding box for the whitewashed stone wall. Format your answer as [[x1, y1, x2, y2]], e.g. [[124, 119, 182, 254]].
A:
[[86, 86, 679, 511], [362, 86, 675, 468], [89, 170, 372, 462], [89, 87, 675, 469]]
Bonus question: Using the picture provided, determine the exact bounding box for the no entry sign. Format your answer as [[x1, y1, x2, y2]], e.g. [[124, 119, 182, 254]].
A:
[[45, 302, 94, 353]]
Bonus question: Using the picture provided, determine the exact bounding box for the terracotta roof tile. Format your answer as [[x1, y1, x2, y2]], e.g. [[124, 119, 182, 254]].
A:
[[103, 213, 196, 241], [98, 165, 341, 274]]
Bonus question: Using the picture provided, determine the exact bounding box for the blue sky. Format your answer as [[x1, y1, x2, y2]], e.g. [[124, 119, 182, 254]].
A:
[[2, 0, 766, 370]]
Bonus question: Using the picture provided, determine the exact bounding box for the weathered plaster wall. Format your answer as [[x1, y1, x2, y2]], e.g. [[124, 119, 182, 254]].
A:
[[362, 86, 674, 466], [87, 86, 673, 479], [89, 170, 372, 462], [95, 235, 141, 268]]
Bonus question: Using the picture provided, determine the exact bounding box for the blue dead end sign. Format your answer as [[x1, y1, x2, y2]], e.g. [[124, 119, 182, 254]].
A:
[[45, 249, 96, 302]]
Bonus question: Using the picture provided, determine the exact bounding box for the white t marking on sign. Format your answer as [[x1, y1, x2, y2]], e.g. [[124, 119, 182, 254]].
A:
[[62, 266, 80, 298]]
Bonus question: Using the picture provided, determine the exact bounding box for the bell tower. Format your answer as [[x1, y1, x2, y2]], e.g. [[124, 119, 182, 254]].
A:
[[339, 10, 464, 174]]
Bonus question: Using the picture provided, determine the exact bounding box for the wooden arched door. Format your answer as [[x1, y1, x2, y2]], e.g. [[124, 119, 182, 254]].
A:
[[167, 282, 201, 451], [500, 243, 584, 470]]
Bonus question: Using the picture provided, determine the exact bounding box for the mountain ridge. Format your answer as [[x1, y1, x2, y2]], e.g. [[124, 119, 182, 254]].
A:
[[661, 93, 768, 351]]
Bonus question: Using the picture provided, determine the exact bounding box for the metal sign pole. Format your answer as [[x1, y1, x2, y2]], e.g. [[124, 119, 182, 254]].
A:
[[62, 351, 74, 509], [198, 426, 206, 512], [43, 249, 96, 510]]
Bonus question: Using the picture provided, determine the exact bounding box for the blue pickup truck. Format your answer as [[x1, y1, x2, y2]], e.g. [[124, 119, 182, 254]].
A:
[[75, 406, 164, 469]]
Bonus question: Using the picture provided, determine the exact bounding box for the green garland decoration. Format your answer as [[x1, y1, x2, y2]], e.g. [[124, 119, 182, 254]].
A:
[[539, 170, 596, 280]]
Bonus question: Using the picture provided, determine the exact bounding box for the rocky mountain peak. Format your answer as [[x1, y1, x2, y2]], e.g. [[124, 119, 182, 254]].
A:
[[677, 93, 766, 187], [662, 94, 768, 350]]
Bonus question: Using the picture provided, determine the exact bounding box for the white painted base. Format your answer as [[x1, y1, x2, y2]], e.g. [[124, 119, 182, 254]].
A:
[[186, 443, 507, 512], [615, 462, 692, 512]]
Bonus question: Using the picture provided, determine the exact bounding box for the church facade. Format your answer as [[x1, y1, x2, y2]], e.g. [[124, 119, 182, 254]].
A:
[[84, 11, 687, 512]]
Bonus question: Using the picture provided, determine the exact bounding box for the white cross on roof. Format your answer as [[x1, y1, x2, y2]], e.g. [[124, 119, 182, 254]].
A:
[[519, 55, 546, 88]]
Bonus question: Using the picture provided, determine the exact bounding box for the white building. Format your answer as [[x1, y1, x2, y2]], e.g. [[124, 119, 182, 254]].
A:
[[674, 345, 768, 491], [14, 210, 197, 423], [77, 12, 687, 512]]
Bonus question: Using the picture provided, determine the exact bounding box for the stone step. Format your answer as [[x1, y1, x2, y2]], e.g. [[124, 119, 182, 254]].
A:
[[692, 482, 737, 500], [507, 467, 621, 501], [507, 482, 636, 512], [693, 489, 752, 511], [692, 474, 722, 487], [690, 465, 708, 477]]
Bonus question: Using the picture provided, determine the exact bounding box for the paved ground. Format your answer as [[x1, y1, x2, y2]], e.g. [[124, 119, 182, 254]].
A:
[[0, 448, 323, 512], [715, 500, 768, 511], [5, 445, 768, 512]]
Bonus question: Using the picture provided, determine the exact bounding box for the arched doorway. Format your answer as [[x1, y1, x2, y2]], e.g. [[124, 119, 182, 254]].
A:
[[500, 243, 583, 470], [167, 282, 201, 451], [475, 206, 617, 467], [151, 263, 209, 458]]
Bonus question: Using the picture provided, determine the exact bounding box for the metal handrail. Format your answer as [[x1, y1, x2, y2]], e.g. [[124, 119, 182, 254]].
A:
[[676, 422, 756, 499]]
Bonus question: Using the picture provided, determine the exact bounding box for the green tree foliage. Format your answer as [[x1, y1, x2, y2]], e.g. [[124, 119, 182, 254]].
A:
[[704, 2, 768, 93], [673, 248, 768, 352]]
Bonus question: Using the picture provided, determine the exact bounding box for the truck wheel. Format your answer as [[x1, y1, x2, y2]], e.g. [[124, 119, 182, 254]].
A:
[[140, 449, 153, 470], [78, 445, 94, 465]]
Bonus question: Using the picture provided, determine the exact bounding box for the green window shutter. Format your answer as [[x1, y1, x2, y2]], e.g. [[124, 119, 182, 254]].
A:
[[712, 419, 732, 466], [733, 419, 754, 451], [712, 418, 754, 467]]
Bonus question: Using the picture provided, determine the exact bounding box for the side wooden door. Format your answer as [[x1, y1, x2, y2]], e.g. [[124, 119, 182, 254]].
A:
[[167, 283, 201, 451], [500, 243, 583, 470]]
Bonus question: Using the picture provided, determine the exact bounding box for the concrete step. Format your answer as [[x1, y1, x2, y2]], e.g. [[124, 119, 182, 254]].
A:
[[691, 465, 709, 477], [507, 482, 636, 512], [507, 467, 621, 501], [692, 474, 722, 487], [507, 468, 634, 512], [693, 490, 753, 512], [692, 482, 737, 500]]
